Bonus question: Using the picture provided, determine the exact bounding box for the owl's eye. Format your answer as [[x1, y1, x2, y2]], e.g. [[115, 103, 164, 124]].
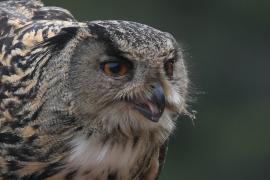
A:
[[100, 60, 132, 77], [164, 59, 175, 79]]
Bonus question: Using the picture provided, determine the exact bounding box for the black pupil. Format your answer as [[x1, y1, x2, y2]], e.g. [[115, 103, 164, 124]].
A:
[[108, 62, 121, 74]]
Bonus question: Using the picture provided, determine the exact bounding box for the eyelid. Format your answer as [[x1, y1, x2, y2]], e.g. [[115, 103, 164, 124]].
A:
[[99, 56, 120, 63], [104, 57, 133, 68], [99, 56, 134, 67]]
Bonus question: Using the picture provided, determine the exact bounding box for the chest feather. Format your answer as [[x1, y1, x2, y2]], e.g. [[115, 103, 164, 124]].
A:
[[67, 136, 157, 180]]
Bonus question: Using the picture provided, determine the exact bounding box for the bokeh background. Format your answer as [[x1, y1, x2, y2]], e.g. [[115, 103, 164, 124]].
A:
[[43, 0, 270, 179]]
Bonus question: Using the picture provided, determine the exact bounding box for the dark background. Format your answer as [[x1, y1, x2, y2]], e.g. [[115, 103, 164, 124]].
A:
[[43, 0, 270, 179]]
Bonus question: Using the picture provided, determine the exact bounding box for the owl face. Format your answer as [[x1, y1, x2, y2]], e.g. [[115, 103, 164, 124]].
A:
[[69, 21, 188, 135]]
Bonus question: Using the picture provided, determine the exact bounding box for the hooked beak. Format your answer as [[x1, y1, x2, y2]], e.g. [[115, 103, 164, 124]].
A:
[[133, 83, 165, 122]]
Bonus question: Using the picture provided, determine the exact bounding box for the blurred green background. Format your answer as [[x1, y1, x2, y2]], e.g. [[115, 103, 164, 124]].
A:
[[43, 0, 270, 179]]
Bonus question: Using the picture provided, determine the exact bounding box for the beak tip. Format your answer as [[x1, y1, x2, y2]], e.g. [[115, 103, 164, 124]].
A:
[[151, 115, 162, 123]]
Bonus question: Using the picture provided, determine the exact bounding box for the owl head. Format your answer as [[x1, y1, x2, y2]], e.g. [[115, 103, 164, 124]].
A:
[[68, 20, 188, 139]]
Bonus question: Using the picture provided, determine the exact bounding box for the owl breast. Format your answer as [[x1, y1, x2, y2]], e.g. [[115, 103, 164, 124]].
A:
[[66, 136, 157, 180]]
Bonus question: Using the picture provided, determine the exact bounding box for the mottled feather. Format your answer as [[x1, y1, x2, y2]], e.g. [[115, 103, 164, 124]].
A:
[[0, 0, 87, 178], [0, 0, 186, 179]]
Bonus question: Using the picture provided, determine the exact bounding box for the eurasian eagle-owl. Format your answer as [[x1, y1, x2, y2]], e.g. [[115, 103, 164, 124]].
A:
[[0, 0, 189, 179]]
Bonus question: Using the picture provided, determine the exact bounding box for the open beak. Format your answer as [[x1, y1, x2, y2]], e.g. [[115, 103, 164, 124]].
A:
[[133, 83, 165, 122]]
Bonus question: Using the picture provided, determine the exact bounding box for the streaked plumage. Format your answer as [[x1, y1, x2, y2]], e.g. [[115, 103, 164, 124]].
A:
[[0, 0, 189, 179]]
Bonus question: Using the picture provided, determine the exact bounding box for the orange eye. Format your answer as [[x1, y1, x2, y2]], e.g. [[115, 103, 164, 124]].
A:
[[164, 59, 175, 79], [100, 61, 132, 77]]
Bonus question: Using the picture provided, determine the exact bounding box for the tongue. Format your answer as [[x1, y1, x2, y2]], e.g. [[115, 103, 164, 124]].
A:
[[134, 101, 161, 122], [145, 101, 159, 115]]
